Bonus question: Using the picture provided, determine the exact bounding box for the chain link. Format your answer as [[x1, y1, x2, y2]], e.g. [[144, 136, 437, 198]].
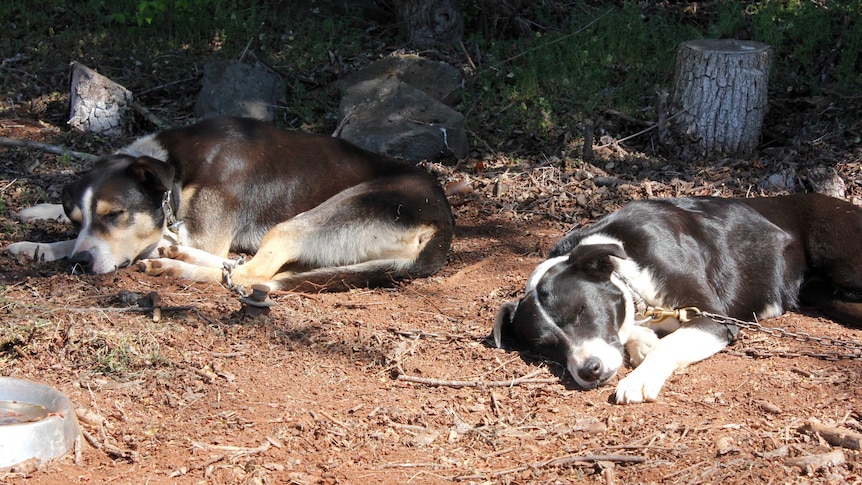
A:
[[221, 257, 248, 297], [698, 310, 862, 360]]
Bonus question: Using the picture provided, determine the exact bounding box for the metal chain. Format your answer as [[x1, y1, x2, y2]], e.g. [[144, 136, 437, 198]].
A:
[[221, 257, 248, 297], [700, 310, 862, 360], [642, 306, 862, 360]]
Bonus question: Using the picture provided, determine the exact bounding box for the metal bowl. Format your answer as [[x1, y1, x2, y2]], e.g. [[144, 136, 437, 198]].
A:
[[0, 377, 81, 468]]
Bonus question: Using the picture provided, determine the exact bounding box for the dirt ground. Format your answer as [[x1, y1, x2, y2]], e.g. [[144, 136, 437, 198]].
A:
[[1, 112, 862, 484]]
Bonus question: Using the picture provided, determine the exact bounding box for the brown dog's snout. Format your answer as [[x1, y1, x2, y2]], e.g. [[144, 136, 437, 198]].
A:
[[69, 251, 94, 274]]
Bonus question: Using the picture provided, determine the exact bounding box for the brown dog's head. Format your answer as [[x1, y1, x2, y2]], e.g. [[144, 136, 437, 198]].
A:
[[62, 155, 175, 273]]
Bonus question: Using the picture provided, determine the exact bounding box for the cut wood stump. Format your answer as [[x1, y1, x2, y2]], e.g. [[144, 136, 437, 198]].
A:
[[669, 39, 772, 157], [397, 0, 464, 48], [68, 61, 133, 136]]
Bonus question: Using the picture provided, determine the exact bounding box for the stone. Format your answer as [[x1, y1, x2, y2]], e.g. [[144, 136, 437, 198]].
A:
[[338, 77, 468, 163], [194, 60, 286, 121], [336, 57, 468, 163]]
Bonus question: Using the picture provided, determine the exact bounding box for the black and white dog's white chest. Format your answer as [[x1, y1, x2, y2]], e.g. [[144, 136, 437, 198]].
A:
[[495, 194, 862, 404]]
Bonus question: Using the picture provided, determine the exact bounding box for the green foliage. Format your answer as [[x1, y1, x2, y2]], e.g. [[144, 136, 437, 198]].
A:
[[87, 332, 168, 376], [465, 2, 701, 142], [1, 0, 860, 148], [0, 315, 49, 362], [465, 0, 861, 146], [743, 0, 862, 87]]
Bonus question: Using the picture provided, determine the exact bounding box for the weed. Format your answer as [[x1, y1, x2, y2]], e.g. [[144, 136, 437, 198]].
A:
[[73, 319, 175, 378]]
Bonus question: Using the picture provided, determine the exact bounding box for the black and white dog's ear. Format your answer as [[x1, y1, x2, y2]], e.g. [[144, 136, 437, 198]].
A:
[[567, 243, 627, 278], [493, 301, 519, 348], [127, 156, 175, 193]]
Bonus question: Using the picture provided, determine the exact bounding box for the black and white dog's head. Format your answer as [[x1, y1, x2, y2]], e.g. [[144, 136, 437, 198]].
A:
[[494, 242, 639, 390], [62, 150, 176, 274]]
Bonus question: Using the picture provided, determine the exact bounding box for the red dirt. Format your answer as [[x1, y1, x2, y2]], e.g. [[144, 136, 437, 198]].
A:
[[2, 117, 862, 484]]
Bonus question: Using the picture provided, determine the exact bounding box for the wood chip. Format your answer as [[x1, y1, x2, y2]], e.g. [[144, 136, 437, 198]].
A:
[[800, 418, 862, 450], [785, 449, 845, 471]]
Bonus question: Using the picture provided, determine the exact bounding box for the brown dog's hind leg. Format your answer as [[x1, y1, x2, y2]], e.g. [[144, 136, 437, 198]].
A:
[[219, 221, 307, 288]]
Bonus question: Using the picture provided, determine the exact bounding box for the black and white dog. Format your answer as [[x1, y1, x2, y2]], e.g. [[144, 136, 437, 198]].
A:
[[6, 116, 454, 292], [494, 194, 862, 404]]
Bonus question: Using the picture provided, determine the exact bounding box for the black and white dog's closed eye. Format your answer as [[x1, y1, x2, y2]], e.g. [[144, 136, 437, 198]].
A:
[[494, 194, 862, 404]]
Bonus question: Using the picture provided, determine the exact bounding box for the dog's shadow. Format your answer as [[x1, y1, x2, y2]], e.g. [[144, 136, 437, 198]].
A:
[[480, 334, 588, 391]]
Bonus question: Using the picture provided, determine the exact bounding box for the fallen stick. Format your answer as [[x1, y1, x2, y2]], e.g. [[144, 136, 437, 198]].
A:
[[389, 328, 478, 341], [191, 440, 271, 455], [81, 429, 139, 461], [785, 450, 845, 471], [0, 136, 98, 162], [540, 453, 647, 467], [800, 419, 862, 450], [396, 369, 558, 388], [190, 453, 226, 471], [466, 452, 647, 480], [131, 101, 167, 128]]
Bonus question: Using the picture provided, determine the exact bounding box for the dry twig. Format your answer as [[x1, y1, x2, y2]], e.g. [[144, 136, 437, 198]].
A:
[[460, 453, 647, 480], [785, 450, 845, 472], [396, 368, 558, 388], [0, 136, 98, 162], [800, 419, 862, 450]]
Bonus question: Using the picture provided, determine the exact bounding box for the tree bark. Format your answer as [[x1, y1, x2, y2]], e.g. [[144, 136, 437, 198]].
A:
[[670, 39, 772, 157], [397, 0, 463, 49], [68, 61, 133, 136]]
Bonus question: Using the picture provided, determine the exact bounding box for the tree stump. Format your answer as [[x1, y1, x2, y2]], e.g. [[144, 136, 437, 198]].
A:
[[397, 0, 463, 49], [670, 39, 772, 157], [68, 61, 133, 136]]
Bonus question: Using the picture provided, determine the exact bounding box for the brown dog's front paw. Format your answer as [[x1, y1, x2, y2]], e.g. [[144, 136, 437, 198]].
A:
[[158, 246, 182, 259], [138, 259, 165, 276]]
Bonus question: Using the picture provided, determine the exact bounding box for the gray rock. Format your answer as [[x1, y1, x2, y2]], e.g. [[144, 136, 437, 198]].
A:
[[194, 61, 286, 121], [338, 77, 468, 163], [806, 166, 846, 199], [337, 57, 462, 104], [336, 57, 468, 163], [758, 167, 796, 192]]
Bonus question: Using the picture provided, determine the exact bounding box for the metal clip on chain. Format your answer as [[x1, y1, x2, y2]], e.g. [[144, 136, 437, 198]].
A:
[[643, 306, 702, 324]]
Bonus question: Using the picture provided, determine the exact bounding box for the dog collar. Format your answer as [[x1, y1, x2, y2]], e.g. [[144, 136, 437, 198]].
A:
[[611, 271, 652, 324], [161, 190, 183, 236]]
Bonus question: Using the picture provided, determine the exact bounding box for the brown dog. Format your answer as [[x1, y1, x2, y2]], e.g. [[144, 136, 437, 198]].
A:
[[7, 116, 454, 293]]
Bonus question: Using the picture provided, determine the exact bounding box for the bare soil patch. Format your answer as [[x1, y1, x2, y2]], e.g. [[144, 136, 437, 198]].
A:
[[2, 114, 862, 483]]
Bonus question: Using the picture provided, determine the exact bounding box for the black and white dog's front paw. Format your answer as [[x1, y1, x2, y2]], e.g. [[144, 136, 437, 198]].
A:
[[624, 325, 660, 368], [613, 325, 730, 404], [613, 365, 672, 404]]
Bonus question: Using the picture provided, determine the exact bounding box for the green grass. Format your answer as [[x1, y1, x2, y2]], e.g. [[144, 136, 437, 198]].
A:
[[2, 0, 860, 151], [0, 287, 175, 378], [464, 3, 702, 143]]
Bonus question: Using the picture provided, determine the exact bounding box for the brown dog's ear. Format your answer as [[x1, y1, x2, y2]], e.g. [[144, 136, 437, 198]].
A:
[[493, 301, 519, 349], [567, 243, 627, 278], [127, 156, 175, 193]]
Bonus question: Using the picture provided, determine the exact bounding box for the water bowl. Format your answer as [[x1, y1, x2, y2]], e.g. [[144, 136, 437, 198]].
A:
[[0, 377, 81, 469]]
